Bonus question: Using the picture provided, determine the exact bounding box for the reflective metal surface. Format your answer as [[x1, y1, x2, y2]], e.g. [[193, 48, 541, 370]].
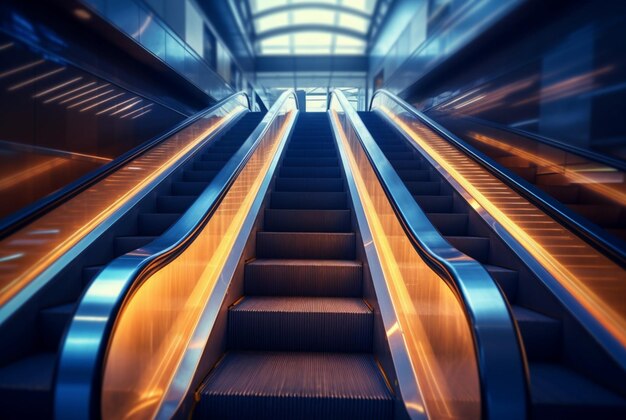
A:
[[371, 89, 626, 369], [0, 92, 249, 322], [330, 90, 527, 419], [55, 90, 298, 419]]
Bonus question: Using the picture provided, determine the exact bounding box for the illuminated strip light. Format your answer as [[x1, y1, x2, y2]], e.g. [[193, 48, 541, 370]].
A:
[[8, 67, 65, 91], [0, 42, 14, 51], [0, 158, 68, 191], [43, 82, 96, 103], [110, 99, 143, 116], [33, 77, 83, 98], [80, 92, 125, 112], [130, 109, 153, 120], [59, 83, 109, 104], [67, 89, 115, 109], [0, 59, 45, 78], [121, 103, 152, 119], [95, 97, 137, 115], [0, 253, 23, 263]]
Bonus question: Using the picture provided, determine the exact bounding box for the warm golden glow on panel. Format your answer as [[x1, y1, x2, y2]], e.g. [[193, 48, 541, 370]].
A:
[[376, 103, 626, 349], [100, 109, 295, 419], [0, 102, 247, 307], [331, 109, 481, 419]]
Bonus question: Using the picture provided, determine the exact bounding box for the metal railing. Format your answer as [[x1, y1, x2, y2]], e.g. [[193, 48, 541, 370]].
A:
[[329, 89, 527, 419], [54, 90, 298, 419]]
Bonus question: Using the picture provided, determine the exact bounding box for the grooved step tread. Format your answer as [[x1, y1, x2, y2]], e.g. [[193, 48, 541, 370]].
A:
[[232, 296, 370, 314], [198, 352, 393, 420]]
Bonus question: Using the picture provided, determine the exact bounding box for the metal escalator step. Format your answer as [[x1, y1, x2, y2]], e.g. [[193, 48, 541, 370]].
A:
[[484, 264, 518, 302], [157, 195, 197, 213], [289, 142, 335, 150], [444, 235, 490, 263], [280, 166, 341, 178], [397, 169, 431, 181], [511, 306, 561, 362], [426, 213, 468, 235], [138, 213, 181, 236], [275, 177, 343, 192], [286, 149, 337, 158], [265, 209, 351, 232], [270, 192, 347, 210], [183, 170, 219, 182], [196, 352, 393, 420], [114, 236, 157, 256], [228, 297, 372, 352], [39, 303, 75, 351], [0, 353, 55, 418], [405, 181, 441, 195], [194, 160, 225, 171], [283, 157, 338, 167], [413, 195, 453, 212], [257, 232, 355, 260], [245, 259, 362, 297], [529, 363, 626, 419], [171, 181, 208, 196], [200, 153, 233, 161]]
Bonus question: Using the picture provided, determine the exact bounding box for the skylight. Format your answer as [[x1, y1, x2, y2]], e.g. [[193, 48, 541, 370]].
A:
[[250, 0, 376, 55]]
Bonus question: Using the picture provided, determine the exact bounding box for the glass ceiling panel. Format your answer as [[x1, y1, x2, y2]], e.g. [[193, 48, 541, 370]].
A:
[[249, 0, 376, 56]]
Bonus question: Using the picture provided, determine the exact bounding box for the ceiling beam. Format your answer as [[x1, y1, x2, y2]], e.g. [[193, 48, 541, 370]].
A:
[[256, 25, 366, 41], [253, 3, 371, 19]]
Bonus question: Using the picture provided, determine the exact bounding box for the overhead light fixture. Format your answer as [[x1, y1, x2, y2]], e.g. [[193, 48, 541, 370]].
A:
[[7, 67, 65, 91], [44, 81, 96, 103], [33, 76, 82, 98]]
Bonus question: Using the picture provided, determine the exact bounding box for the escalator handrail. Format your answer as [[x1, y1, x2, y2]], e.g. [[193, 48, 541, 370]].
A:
[[54, 90, 298, 420], [451, 114, 626, 172], [331, 90, 529, 418], [371, 89, 626, 267], [0, 91, 251, 239]]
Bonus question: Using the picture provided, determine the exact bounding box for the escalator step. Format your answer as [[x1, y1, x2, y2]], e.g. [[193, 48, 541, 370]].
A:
[[39, 303, 75, 351], [413, 195, 453, 212], [404, 181, 441, 195], [0, 353, 55, 418], [194, 160, 225, 171], [200, 153, 233, 161], [444, 236, 490, 263], [283, 157, 338, 167], [484, 264, 518, 302], [197, 352, 393, 420], [264, 209, 351, 232], [390, 160, 420, 170], [256, 232, 355, 259], [286, 149, 337, 158], [228, 297, 372, 352], [157, 195, 197, 213], [529, 363, 626, 419], [275, 177, 343, 192], [172, 181, 208, 196], [114, 236, 157, 256], [426, 213, 468, 235], [138, 213, 181, 236], [397, 169, 431, 181], [183, 170, 219, 182], [245, 259, 362, 297], [270, 192, 347, 210], [511, 306, 561, 362], [289, 143, 335, 150], [280, 166, 341, 178]]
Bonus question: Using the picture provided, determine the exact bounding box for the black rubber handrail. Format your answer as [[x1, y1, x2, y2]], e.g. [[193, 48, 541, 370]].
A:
[[371, 89, 626, 266], [0, 91, 251, 239]]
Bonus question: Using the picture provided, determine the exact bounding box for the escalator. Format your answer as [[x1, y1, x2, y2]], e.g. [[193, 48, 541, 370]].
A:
[[0, 106, 263, 418], [195, 113, 394, 419], [357, 94, 626, 418], [434, 115, 626, 248]]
